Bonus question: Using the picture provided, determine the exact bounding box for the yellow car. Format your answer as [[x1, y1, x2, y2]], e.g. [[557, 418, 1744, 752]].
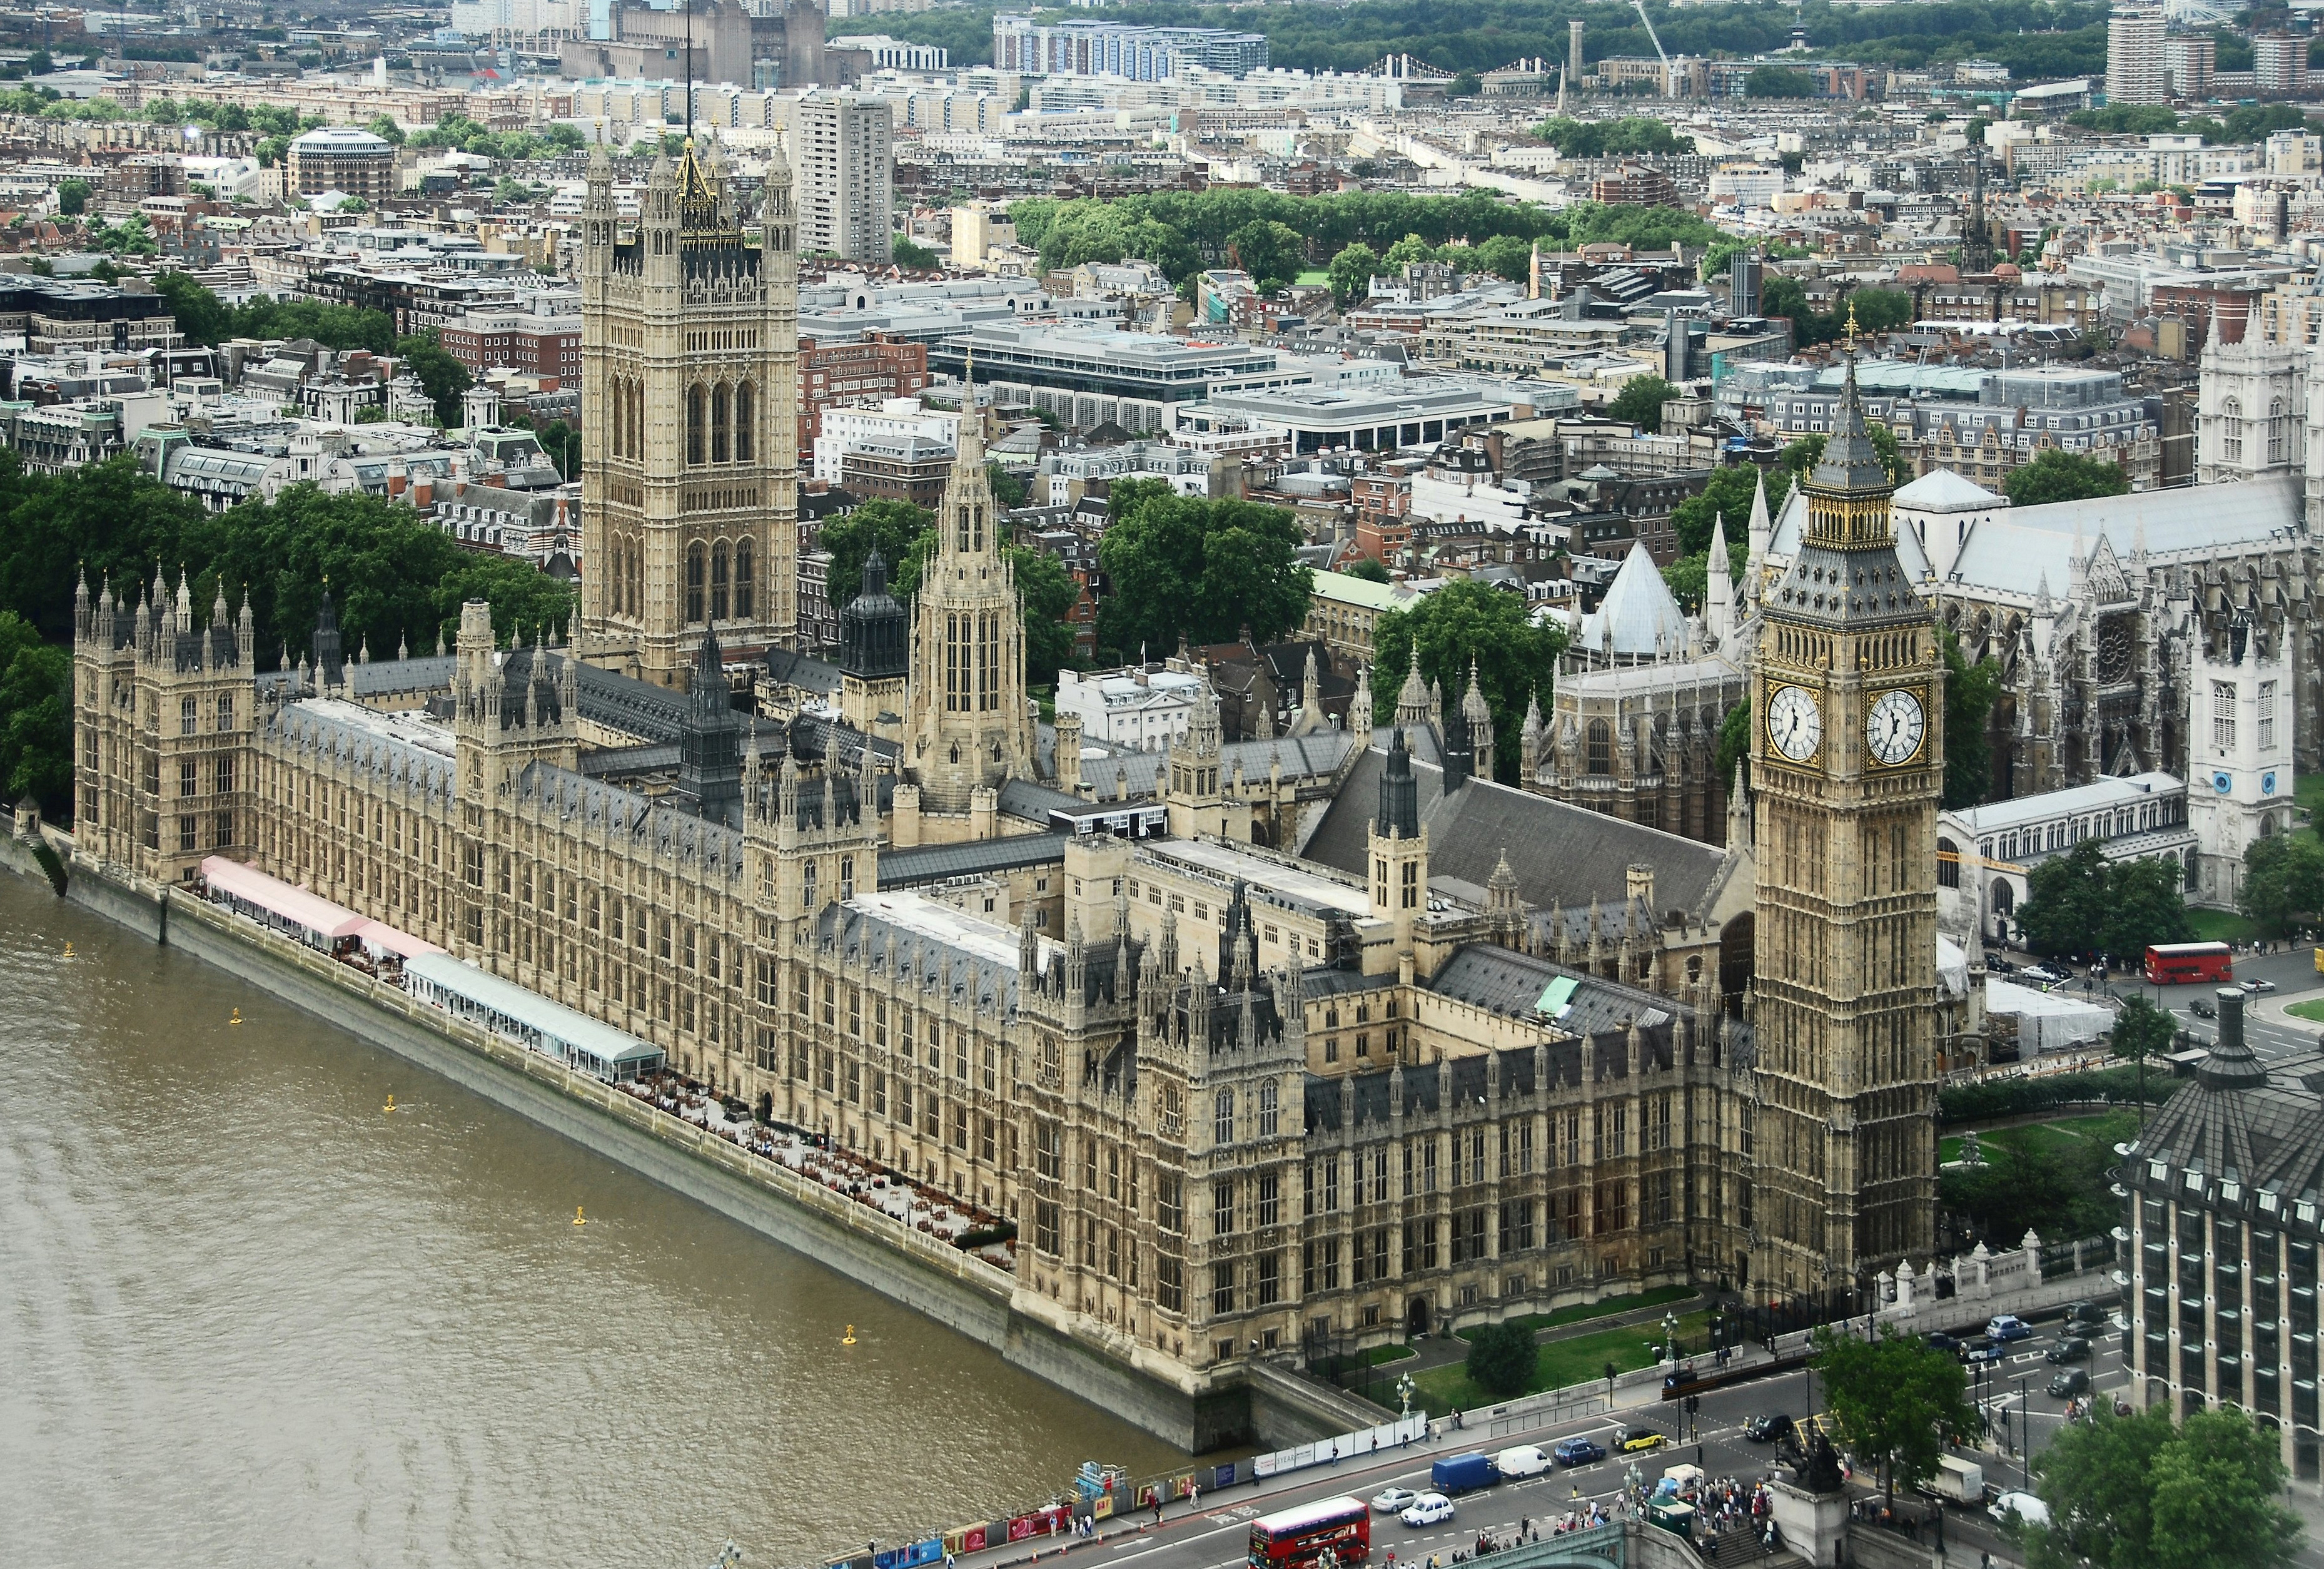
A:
[[1617, 1426, 1667, 1453]]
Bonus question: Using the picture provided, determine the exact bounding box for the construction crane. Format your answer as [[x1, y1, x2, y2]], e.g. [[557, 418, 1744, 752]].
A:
[[1632, 0, 1680, 98]]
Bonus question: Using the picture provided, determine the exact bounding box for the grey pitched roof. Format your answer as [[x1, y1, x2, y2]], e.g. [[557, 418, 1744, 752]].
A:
[[1225, 729, 1361, 780], [1428, 943, 1675, 1040], [879, 833, 1069, 886], [999, 778, 1086, 821], [1301, 733, 1730, 919]]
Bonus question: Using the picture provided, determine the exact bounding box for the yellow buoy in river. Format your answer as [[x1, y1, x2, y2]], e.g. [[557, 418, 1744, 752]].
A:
[[573, 1206, 589, 1226], [228, 1007, 242, 1026], [383, 1092, 396, 1114], [842, 1324, 857, 1345], [62, 941, 74, 958]]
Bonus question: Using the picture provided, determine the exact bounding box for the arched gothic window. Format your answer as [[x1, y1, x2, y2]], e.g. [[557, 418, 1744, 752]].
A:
[[710, 541, 729, 621], [1214, 1089, 1234, 1146], [686, 385, 706, 466], [2270, 397, 2288, 465], [1587, 718, 1612, 775], [685, 542, 705, 624], [630, 382, 644, 460], [734, 382, 755, 462], [2223, 396, 2243, 464], [711, 383, 730, 464], [1258, 1080, 1279, 1137], [1937, 836, 1961, 889], [734, 537, 755, 619]]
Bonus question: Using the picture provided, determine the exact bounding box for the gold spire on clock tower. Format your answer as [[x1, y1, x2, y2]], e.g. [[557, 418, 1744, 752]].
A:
[[1746, 345, 1944, 1301]]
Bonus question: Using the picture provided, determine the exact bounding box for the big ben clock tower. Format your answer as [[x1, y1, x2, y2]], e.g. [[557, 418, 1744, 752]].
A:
[[1749, 331, 1944, 1301]]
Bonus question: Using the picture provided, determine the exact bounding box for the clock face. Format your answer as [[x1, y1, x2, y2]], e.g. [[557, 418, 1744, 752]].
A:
[[1866, 689, 1927, 766], [1767, 684, 1822, 763]]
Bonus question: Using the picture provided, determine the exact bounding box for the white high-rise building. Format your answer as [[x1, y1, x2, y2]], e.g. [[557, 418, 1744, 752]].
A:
[[2106, 8, 2168, 106], [791, 91, 894, 265]]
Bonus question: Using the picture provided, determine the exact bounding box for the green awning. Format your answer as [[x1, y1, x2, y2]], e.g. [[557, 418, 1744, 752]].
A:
[[1536, 976, 1578, 1017]]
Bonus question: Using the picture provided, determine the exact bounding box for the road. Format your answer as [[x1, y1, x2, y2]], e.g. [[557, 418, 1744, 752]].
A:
[[991, 1311, 2130, 1569], [2003, 943, 2324, 1062]]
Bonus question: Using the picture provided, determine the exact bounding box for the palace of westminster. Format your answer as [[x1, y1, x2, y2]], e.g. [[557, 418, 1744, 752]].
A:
[[66, 140, 1956, 1396]]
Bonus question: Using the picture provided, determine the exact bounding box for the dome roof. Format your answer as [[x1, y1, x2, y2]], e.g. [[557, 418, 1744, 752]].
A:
[[1893, 467, 2003, 512]]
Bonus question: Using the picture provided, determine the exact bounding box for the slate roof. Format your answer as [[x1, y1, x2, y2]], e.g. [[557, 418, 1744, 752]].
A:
[[1892, 468, 2001, 510], [879, 833, 1069, 886], [1945, 472, 2300, 593], [1303, 734, 1730, 920], [1428, 943, 1675, 1039]]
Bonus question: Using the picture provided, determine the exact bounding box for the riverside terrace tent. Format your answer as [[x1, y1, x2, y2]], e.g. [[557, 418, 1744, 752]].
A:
[[402, 952, 664, 1083], [200, 855, 364, 952], [351, 919, 442, 962], [1987, 975, 2113, 1055]]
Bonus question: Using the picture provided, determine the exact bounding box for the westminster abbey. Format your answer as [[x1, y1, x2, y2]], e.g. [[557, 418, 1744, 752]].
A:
[[69, 140, 1947, 1418]]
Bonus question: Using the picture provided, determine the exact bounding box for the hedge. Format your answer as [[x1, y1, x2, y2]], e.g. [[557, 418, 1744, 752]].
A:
[[1939, 1065, 2168, 1125]]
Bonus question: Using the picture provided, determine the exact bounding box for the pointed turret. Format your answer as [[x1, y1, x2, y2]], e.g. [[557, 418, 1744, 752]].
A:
[[1395, 644, 1430, 728], [1461, 658, 1494, 780], [1705, 509, 1735, 648], [1744, 466, 1772, 602]]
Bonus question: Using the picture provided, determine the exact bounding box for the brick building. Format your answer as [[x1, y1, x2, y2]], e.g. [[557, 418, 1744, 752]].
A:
[[799, 333, 927, 462], [440, 309, 584, 382]]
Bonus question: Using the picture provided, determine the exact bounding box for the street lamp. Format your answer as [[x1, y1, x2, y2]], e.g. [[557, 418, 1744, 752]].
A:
[[1663, 1309, 1681, 1368], [1396, 1371, 1416, 1417]]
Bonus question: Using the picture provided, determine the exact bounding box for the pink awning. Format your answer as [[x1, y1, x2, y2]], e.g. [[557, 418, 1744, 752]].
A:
[[353, 919, 443, 960], [200, 856, 365, 940]]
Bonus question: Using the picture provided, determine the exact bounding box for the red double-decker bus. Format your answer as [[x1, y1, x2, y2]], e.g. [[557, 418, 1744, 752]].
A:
[[2145, 942, 2233, 985], [1250, 1496, 1369, 1569]]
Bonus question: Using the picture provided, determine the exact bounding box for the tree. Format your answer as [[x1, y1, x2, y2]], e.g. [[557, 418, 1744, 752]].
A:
[[1465, 1321, 1537, 1399], [1097, 485, 1310, 657], [56, 177, 89, 216], [1326, 242, 1382, 307], [1370, 579, 1564, 786], [1674, 461, 1789, 560], [986, 460, 1028, 510], [892, 235, 939, 270], [364, 113, 405, 145], [394, 330, 473, 426], [535, 419, 577, 480], [1941, 628, 2001, 808], [2239, 831, 2324, 935], [823, 499, 937, 616], [2006, 449, 2133, 509], [1810, 1326, 1978, 1511], [1746, 64, 1817, 98], [1715, 703, 1749, 786], [0, 609, 69, 819], [2111, 996, 2175, 1125], [1228, 218, 1305, 294], [1009, 545, 1080, 688], [154, 271, 231, 347], [1607, 374, 1676, 434], [1342, 556, 1391, 584], [1447, 71, 1481, 98], [2026, 1404, 2300, 1569], [2018, 840, 2193, 962]]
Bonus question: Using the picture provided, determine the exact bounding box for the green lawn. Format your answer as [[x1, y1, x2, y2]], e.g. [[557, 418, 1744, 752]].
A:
[[1295, 269, 1330, 286], [2295, 773, 2324, 823], [2187, 908, 2267, 945], [2287, 998, 2324, 1023], [1941, 1114, 2126, 1165], [1413, 1311, 1709, 1415], [1453, 1284, 1695, 1342]]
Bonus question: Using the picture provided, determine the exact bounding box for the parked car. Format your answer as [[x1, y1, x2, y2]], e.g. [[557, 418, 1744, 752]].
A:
[[1962, 1335, 2004, 1364], [1495, 1445, 1552, 1479], [2046, 1337, 2092, 1364], [1986, 957, 2017, 973], [1744, 1413, 1796, 1444], [1617, 1426, 1667, 1453], [2047, 1368, 2091, 1398], [1371, 1488, 1419, 1514], [1988, 1315, 2034, 1343], [1991, 1492, 2053, 1527], [2021, 963, 2070, 987], [1554, 1437, 1607, 1468], [1402, 1493, 1456, 1528]]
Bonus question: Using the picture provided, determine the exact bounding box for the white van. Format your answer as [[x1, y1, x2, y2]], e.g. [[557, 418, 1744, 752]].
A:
[[1495, 1445, 1552, 1479]]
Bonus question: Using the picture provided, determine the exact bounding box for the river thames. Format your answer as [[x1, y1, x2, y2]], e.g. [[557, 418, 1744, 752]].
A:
[[0, 870, 1184, 1567]]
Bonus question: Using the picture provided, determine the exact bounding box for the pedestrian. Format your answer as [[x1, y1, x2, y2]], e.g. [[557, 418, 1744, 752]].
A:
[[1191, 1483, 1200, 1510]]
